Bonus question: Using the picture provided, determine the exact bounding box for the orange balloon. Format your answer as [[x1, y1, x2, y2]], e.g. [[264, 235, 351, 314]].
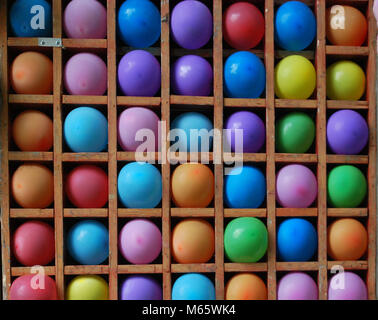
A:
[[12, 110, 53, 151], [226, 273, 267, 300], [12, 164, 54, 208], [171, 163, 214, 208], [10, 51, 53, 94], [328, 218, 368, 260], [326, 5, 367, 46], [172, 219, 215, 263]]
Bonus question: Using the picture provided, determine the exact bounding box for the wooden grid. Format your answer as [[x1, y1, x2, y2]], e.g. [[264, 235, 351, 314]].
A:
[[0, 0, 376, 300]]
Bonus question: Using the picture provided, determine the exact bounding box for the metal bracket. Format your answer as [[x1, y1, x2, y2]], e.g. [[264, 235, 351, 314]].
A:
[[38, 38, 62, 47]]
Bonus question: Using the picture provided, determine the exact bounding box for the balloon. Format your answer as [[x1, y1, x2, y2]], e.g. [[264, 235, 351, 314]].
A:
[[10, 275, 57, 300], [277, 272, 318, 300], [172, 273, 215, 300], [66, 275, 109, 300], [328, 272, 367, 300], [120, 275, 162, 300], [226, 273, 267, 300]]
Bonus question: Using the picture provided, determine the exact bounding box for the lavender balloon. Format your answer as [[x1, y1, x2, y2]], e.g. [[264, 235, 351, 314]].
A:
[[278, 272, 318, 300], [327, 109, 368, 155], [328, 272, 367, 300], [225, 111, 266, 153], [118, 50, 161, 97], [171, 55, 213, 96], [276, 164, 318, 208], [171, 0, 213, 49], [120, 275, 162, 300]]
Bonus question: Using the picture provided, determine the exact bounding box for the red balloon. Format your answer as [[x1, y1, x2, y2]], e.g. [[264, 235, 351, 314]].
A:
[[10, 275, 58, 300], [12, 221, 55, 266], [223, 2, 265, 50], [65, 165, 108, 208]]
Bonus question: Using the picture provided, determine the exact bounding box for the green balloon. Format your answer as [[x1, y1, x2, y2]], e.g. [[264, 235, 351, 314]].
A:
[[276, 112, 315, 153], [224, 217, 268, 263], [327, 165, 367, 208]]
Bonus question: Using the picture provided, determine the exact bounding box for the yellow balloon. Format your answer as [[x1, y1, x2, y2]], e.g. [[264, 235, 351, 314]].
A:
[[66, 275, 109, 300], [326, 60, 366, 100], [275, 55, 316, 99]]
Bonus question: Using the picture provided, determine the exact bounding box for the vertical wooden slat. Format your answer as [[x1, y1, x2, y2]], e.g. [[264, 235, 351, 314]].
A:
[[213, 0, 224, 300], [161, 0, 172, 300], [0, 0, 10, 300], [366, 0, 377, 300], [52, 0, 64, 300], [265, 0, 276, 300], [315, 0, 327, 301]]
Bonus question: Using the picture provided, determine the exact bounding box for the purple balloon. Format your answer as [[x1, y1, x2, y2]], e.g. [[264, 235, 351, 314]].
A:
[[171, 0, 213, 49], [276, 164, 318, 208], [118, 107, 160, 152], [327, 109, 368, 155], [328, 272, 367, 300], [225, 111, 266, 153], [120, 275, 162, 300], [171, 55, 213, 96], [118, 50, 161, 97], [278, 272, 318, 300]]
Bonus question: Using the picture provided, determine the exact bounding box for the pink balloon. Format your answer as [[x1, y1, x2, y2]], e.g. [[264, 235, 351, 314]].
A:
[[119, 219, 162, 264], [328, 272, 367, 300], [278, 272, 318, 300]]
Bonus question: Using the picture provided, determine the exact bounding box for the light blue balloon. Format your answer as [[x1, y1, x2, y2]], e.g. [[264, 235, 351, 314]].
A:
[[118, 162, 162, 208], [172, 273, 215, 300]]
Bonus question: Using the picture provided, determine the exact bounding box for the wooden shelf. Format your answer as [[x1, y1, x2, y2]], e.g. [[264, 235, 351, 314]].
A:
[[327, 100, 369, 109], [62, 95, 107, 105], [63, 209, 108, 218], [171, 263, 216, 273], [8, 94, 53, 104], [224, 209, 267, 218], [224, 98, 265, 108], [10, 209, 54, 218], [327, 208, 368, 217], [9, 152, 53, 161], [117, 96, 161, 107], [224, 263, 268, 272], [64, 265, 109, 275], [171, 208, 215, 217], [326, 154, 369, 164], [11, 266, 55, 276], [62, 39, 107, 49], [276, 208, 318, 217], [62, 153, 109, 162], [326, 45, 369, 56], [276, 262, 319, 271], [118, 208, 162, 218], [170, 95, 214, 106]]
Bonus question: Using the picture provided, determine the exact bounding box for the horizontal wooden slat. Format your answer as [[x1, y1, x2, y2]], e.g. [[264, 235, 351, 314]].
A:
[[117, 152, 160, 162], [224, 263, 268, 272], [275, 99, 318, 109], [171, 263, 216, 273], [327, 100, 369, 109], [327, 261, 368, 270], [224, 98, 265, 108], [276, 262, 319, 271], [117, 264, 163, 274], [276, 208, 318, 217], [275, 153, 318, 163], [118, 208, 162, 218], [10, 209, 54, 218], [11, 266, 55, 276], [170, 95, 214, 106], [64, 265, 109, 275], [62, 153, 108, 162], [117, 96, 161, 107], [9, 94, 53, 104], [63, 208, 108, 218], [326, 46, 369, 56], [171, 208, 215, 217], [224, 209, 267, 218], [9, 152, 53, 161], [326, 154, 369, 164], [327, 208, 368, 217], [62, 39, 107, 49], [62, 95, 107, 105]]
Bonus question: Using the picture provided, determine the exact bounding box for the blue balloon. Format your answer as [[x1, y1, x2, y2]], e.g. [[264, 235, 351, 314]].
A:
[[64, 107, 108, 152], [225, 166, 266, 208], [172, 273, 215, 300], [10, 0, 52, 37], [224, 51, 266, 98], [275, 1, 316, 51], [118, 162, 162, 208], [171, 112, 213, 152], [277, 218, 318, 262], [117, 0, 161, 48], [67, 220, 109, 265]]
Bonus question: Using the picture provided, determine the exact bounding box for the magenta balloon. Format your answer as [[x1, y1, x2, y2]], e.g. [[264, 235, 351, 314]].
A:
[[276, 164, 318, 208], [118, 50, 161, 97], [328, 272, 367, 300], [119, 219, 162, 264], [63, 0, 107, 39], [64, 53, 107, 95], [171, 55, 213, 96], [171, 0, 213, 49], [277, 272, 318, 300], [225, 111, 266, 153], [118, 107, 160, 152]]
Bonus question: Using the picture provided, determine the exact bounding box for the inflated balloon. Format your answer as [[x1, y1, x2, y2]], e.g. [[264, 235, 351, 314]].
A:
[[328, 272, 367, 300], [12, 164, 54, 208], [10, 0, 52, 37], [327, 165, 367, 208], [120, 276, 162, 300], [118, 50, 161, 97], [276, 112, 315, 154], [275, 55, 316, 99], [327, 109, 368, 155], [64, 106, 108, 152], [225, 111, 266, 153], [171, 0, 213, 49], [172, 273, 215, 300], [12, 110, 53, 151], [118, 107, 160, 152], [10, 51, 53, 94], [65, 165, 108, 208], [275, 1, 316, 51], [66, 275, 109, 300], [277, 272, 318, 300], [64, 0, 107, 39], [326, 5, 367, 46], [224, 51, 266, 98], [64, 53, 107, 95], [118, 162, 162, 208], [326, 60, 366, 100], [117, 0, 161, 48], [171, 163, 214, 208], [171, 55, 213, 96], [223, 2, 264, 50], [226, 273, 267, 300], [10, 275, 58, 300]]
